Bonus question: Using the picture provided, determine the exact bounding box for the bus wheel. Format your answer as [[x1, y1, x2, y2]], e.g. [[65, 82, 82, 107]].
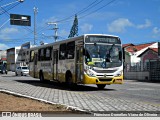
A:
[[66, 75, 72, 86], [97, 84, 106, 89], [39, 72, 44, 82]]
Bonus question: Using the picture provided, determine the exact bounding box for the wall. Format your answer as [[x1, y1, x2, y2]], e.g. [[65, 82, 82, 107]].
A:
[[124, 71, 149, 80]]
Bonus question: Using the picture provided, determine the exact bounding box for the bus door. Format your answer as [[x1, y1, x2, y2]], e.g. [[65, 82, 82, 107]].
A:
[[33, 53, 38, 78], [53, 50, 58, 80], [76, 46, 83, 83]]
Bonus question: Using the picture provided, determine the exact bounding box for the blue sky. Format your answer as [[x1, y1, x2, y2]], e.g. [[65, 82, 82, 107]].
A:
[[0, 0, 160, 50]]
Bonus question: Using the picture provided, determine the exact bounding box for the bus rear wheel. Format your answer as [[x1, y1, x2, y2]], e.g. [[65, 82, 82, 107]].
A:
[[97, 84, 106, 89], [39, 72, 44, 82]]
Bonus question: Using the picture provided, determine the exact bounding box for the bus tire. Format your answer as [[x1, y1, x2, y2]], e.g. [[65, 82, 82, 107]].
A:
[[97, 84, 106, 89], [39, 71, 44, 82], [65, 71, 72, 86]]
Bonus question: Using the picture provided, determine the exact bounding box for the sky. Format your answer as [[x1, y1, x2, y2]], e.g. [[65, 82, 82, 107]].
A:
[[0, 0, 160, 50]]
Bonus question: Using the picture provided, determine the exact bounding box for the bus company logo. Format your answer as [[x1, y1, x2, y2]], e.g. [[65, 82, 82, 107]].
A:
[[2, 112, 12, 117], [1, 112, 42, 117]]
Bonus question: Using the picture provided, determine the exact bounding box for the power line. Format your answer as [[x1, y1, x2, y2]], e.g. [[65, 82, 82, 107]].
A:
[[77, 0, 104, 15], [0, 0, 117, 44], [79, 0, 116, 19], [54, 0, 103, 23], [0, 2, 20, 15]]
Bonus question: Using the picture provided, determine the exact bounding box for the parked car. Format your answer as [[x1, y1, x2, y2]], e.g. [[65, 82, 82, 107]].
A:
[[15, 66, 29, 76]]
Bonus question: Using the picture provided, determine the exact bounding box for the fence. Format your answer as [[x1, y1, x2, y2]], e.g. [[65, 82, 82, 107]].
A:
[[124, 60, 160, 81]]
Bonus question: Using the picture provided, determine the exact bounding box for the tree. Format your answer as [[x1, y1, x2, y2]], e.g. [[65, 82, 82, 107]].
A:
[[68, 14, 78, 38]]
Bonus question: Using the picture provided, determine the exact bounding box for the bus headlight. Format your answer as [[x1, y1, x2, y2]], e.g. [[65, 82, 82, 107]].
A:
[[85, 69, 96, 77], [115, 71, 123, 77]]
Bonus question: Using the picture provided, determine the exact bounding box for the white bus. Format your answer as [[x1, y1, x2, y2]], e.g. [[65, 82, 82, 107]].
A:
[[29, 34, 123, 89]]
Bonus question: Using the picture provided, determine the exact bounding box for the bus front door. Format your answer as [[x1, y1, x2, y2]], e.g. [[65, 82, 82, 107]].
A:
[[76, 46, 83, 83], [53, 50, 58, 80]]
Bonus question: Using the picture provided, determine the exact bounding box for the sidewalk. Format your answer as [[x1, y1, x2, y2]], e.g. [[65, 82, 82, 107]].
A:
[[0, 73, 160, 113]]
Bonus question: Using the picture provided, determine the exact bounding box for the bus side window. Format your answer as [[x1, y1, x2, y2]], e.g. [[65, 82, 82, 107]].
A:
[[45, 47, 52, 60], [30, 50, 35, 62], [59, 43, 66, 60], [66, 41, 75, 59]]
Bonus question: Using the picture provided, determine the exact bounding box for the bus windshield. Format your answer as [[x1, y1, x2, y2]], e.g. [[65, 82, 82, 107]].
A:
[[85, 44, 122, 68]]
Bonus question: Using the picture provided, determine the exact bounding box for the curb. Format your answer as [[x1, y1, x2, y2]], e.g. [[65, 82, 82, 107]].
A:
[[0, 89, 91, 114]]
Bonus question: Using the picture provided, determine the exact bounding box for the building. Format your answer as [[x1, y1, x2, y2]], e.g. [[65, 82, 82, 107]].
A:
[[0, 50, 7, 60], [123, 42, 159, 80], [7, 47, 21, 71], [7, 42, 31, 72]]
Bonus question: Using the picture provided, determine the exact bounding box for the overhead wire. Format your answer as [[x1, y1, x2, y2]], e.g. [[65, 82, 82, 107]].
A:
[[1, 0, 117, 44], [79, 0, 116, 19], [54, 0, 104, 23], [0, 2, 20, 15]]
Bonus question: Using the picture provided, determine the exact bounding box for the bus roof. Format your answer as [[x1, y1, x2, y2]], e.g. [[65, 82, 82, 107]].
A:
[[29, 34, 120, 50]]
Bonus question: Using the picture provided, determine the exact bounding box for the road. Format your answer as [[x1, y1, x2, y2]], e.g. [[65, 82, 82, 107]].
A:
[[0, 72, 160, 114]]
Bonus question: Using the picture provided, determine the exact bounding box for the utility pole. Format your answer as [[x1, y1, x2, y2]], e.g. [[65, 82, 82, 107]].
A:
[[47, 22, 58, 42], [33, 7, 38, 45]]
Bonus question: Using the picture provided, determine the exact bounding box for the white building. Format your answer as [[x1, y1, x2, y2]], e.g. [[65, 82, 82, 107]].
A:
[[123, 42, 159, 80], [7, 46, 21, 71]]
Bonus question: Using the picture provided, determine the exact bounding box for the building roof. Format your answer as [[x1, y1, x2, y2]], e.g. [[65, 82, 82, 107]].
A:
[[1, 58, 7, 61], [125, 42, 155, 53], [137, 48, 158, 57], [122, 43, 134, 48]]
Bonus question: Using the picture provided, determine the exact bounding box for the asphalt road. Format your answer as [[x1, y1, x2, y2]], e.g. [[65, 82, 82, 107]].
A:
[[0, 71, 160, 113]]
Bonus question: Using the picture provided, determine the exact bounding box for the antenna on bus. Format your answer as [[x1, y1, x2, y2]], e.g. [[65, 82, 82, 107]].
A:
[[47, 22, 58, 42]]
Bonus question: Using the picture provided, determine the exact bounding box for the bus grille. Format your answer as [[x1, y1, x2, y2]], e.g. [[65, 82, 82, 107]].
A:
[[99, 79, 112, 82], [94, 70, 116, 73]]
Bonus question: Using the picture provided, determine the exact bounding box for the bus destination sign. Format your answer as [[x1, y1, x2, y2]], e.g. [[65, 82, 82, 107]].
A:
[[85, 36, 121, 44]]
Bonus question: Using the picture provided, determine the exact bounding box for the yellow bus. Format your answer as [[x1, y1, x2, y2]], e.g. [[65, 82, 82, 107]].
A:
[[29, 34, 123, 89]]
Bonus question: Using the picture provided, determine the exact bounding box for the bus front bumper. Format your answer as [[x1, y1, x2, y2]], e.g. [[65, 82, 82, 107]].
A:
[[83, 74, 123, 85]]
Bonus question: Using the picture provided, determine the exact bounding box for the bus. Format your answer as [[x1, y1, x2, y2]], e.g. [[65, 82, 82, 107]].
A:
[[29, 34, 123, 89]]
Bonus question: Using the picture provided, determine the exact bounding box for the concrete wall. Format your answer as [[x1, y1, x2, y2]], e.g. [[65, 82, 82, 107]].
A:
[[124, 71, 149, 80]]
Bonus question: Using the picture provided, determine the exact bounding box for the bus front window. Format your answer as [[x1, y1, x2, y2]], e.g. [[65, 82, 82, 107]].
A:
[[85, 44, 122, 68]]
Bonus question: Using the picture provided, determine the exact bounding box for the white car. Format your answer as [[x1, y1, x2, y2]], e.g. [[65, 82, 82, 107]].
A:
[[15, 66, 29, 76]]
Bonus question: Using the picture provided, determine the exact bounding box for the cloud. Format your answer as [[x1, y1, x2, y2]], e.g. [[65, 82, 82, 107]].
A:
[[153, 27, 160, 34], [107, 18, 133, 33], [42, 16, 58, 23], [80, 23, 93, 33], [0, 27, 19, 40], [137, 19, 152, 29], [152, 27, 160, 38], [0, 27, 19, 34], [59, 29, 69, 38], [0, 44, 9, 50]]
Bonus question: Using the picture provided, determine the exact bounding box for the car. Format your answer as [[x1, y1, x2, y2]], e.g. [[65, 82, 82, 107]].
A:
[[15, 66, 29, 76]]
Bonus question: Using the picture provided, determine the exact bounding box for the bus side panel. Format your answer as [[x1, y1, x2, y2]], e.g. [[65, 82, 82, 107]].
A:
[[58, 59, 75, 83], [38, 61, 53, 80]]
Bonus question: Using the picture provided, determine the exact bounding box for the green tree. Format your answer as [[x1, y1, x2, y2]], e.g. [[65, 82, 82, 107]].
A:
[[68, 14, 78, 38]]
